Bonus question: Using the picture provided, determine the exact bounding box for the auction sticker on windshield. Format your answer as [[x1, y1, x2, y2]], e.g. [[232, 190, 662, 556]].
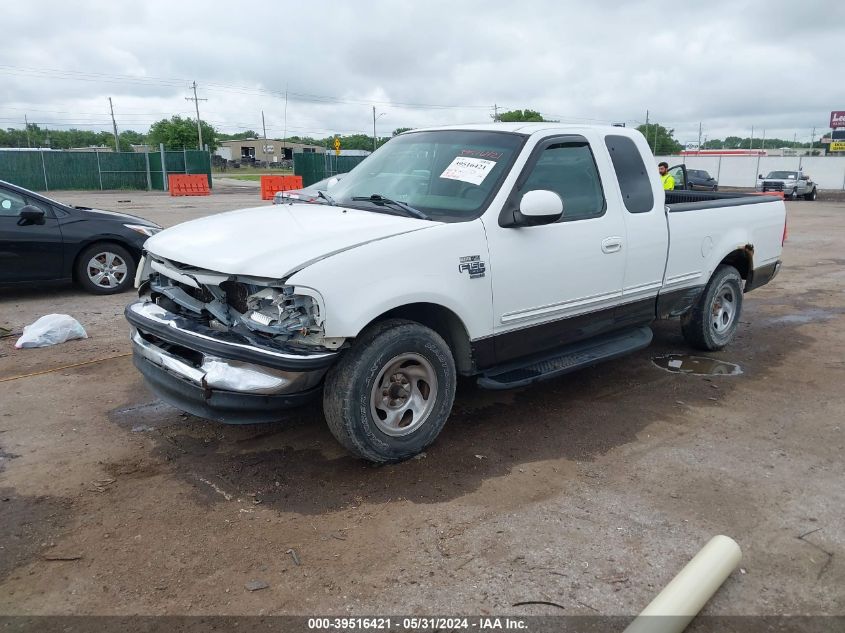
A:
[[440, 156, 497, 186]]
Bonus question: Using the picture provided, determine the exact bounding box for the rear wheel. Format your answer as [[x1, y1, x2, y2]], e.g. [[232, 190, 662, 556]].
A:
[[74, 243, 136, 294], [323, 319, 456, 463], [681, 265, 743, 351], [804, 187, 817, 201]]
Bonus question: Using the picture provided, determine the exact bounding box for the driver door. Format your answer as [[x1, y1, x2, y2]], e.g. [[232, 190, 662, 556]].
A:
[[668, 164, 687, 190], [483, 136, 627, 364], [0, 186, 64, 283]]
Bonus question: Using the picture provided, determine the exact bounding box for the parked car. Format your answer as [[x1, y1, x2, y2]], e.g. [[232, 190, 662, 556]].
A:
[[756, 170, 817, 200], [665, 165, 718, 191], [127, 124, 785, 462], [273, 174, 347, 204], [687, 169, 718, 191], [0, 180, 161, 294]]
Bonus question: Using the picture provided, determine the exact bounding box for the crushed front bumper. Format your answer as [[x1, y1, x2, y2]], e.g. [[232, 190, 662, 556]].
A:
[[126, 300, 337, 423]]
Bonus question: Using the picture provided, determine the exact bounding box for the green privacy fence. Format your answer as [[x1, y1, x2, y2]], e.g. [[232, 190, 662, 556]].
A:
[[0, 148, 212, 192], [294, 152, 368, 187]]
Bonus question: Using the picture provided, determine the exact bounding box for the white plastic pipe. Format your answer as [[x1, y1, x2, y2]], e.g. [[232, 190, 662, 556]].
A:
[[623, 535, 742, 633]]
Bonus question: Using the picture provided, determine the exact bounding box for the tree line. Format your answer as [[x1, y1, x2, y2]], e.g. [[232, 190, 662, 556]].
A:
[[3, 110, 817, 156]]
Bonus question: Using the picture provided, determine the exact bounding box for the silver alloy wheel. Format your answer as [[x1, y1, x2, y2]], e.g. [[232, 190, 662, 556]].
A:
[[86, 251, 128, 289], [370, 353, 438, 437], [711, 284, 736, 333]]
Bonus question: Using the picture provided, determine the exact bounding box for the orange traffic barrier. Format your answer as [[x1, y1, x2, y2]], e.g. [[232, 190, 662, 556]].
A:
[[261, 174, 304, 200], [750, 190, 785, 199], [168, 174, 210, 196]]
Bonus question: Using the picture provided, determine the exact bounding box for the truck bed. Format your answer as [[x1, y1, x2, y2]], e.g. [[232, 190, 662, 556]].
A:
[[662, 190, 785, 297]]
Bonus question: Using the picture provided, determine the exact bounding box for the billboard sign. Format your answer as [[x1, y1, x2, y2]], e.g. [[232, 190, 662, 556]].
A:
[[830, 111, 845, 128]]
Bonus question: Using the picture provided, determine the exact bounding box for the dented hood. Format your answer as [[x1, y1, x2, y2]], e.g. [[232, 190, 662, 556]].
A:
[[144, 203, 436, 278]]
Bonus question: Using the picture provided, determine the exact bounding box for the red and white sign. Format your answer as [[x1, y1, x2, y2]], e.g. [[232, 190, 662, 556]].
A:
[[830, 111, 845, 128]]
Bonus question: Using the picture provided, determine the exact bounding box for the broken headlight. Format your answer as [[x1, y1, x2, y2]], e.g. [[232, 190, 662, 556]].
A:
[[240, 287, 321, 337]]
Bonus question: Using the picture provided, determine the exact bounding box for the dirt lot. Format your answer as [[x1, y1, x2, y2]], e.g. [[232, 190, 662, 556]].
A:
[[0, 188, 843, 618]]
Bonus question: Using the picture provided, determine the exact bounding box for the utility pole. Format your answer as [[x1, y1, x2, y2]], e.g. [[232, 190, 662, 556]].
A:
[[697, 121, 702, 150], [373, 106, 377, 152], [24, 114, 31, 148], [810, 126, 816, 150], [108, 97, 119, 152], [185, 81, 207, 150], [761, 129, 766, 150], [261, 110, 267, 162], [283, 85, 288, 158], [493, 103, 499, 122]]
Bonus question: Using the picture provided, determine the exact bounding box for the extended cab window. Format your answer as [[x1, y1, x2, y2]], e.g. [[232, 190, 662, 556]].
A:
[[521, 143, 605, 221], [604, 135, 654, 213]]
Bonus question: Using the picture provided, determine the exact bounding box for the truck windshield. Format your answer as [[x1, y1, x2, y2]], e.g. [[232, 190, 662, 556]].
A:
[[327, 130, 526, 222], [765, 171, 798, 179]]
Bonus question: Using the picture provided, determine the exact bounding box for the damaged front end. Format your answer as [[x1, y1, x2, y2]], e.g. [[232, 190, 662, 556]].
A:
[[125, 255, 341, 423]]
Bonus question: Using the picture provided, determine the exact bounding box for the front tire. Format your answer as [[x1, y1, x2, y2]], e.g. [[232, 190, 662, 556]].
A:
[[74, 243, 136, 294], [790, 188, 799, 200], [681, 265, 743, 351], [323, 319, 456, 463]]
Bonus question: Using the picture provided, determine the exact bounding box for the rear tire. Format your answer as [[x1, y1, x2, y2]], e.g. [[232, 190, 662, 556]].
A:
[[804, 187, 817, 201], [74, 242, 136, 295], [323, 319, 456, 463], [681, 265, 743, 351]]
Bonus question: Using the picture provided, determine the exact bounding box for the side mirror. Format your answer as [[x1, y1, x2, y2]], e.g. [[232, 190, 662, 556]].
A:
[[758, 174, 763, 179], [513, 190, 564, 226], [18, 205, 46, 225]]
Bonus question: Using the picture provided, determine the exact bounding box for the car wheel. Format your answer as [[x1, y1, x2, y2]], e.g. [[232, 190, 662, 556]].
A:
[[804, 187, 817, 201], [323, 319, 456, 463], [681, 265, 744, 351], [75, 243, 136, 295], [790, 188, 799, 200], [713, 185, 719, 192]]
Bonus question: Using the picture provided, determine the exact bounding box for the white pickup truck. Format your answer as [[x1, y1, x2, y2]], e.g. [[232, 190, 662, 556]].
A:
[[126, 124, 786, 462]]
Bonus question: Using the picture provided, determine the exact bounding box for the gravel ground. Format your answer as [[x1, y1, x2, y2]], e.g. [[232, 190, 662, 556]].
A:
[[0, 189, 843, 618]]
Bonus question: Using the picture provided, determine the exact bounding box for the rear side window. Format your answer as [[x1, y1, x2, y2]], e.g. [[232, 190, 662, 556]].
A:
[[604, 135, 654, 213]]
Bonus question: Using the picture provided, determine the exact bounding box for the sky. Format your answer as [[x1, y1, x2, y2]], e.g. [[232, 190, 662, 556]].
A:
[[2, 0, 844, 146]]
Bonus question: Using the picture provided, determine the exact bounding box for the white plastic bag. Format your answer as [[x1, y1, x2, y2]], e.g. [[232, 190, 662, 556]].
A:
[[15, 314, 88, 349]]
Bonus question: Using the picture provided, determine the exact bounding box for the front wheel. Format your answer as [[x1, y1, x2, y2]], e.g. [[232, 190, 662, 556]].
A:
[[790, 188, 799, 200], [323, 319, 456, 463], [804, 187, 817, 201], [74, 242, 136, 294], [681, 265, 744, 351]]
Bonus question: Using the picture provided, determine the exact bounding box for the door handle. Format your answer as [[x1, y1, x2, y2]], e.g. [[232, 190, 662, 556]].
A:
[[601, 237, 623, 254]]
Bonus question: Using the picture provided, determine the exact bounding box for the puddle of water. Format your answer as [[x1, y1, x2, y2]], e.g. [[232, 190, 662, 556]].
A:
[[652, 354, 742, 376]]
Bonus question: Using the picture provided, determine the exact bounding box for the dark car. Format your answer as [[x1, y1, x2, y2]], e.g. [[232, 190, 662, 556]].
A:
[[0, 180, 162, 294], [686, 169, 718, 191]]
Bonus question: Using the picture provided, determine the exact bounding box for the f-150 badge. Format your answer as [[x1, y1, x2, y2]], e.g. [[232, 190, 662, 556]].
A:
[[459, 255, 486, 279]]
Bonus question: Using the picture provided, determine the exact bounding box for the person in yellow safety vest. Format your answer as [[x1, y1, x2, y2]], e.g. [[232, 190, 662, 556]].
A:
[[658, 162, 675, 190]]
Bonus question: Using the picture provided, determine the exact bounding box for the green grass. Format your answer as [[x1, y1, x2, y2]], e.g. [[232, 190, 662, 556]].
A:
[[220, 174, 262, 181], [213, 168, 293, 179]]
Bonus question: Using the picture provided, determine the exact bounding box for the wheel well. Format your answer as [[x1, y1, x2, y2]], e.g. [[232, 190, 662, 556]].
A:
[[368, 303, 473, 374], [719, 247, 752, 280], [71, 239, 140, 281]]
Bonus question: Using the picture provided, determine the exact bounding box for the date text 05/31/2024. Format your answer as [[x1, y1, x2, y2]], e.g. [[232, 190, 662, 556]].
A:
[[307, 617, 528, 630]]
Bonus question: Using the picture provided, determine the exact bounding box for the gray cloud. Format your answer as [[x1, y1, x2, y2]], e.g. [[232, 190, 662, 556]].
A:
[[3, 0, 843, 144]]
